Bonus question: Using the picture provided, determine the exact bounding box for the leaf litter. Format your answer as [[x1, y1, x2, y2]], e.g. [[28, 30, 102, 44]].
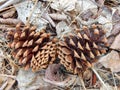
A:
[[0, 0, 120, 90]]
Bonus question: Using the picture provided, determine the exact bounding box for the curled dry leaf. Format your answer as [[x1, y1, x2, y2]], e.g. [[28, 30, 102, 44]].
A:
[[99, 51, 120, 72]]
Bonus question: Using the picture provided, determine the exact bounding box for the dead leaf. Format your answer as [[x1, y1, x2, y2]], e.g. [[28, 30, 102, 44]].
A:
[[50, 0, 77, 12], [111, 9, 120, 36], [14, 0, 48, 31], [107, 35, 115, 46], [80, 9, 94, 21], [56, 21, 72, 38], [110, 33, 120, 49], [99, 51, 120, 72], [78, 0, 97, 11]]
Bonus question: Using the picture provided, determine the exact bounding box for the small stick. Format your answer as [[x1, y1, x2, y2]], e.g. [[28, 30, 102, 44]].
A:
[[91, 67, 108, 90]]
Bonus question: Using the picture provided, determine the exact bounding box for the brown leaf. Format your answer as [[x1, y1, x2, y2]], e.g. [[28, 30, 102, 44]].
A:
[[110, 33, 120, 49], [111, 9, 120, 36], [99, 51, 120, 72]]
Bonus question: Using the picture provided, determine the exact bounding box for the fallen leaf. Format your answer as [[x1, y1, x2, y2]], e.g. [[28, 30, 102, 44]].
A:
[[110, 33, 120, 49], [111, 9, 120, 36], [99, 51, 120, 72], [14, 0, 48, 31], [56, 21, 72, 38], [78, 0, 97, 11], [50, 0, 77, 12]]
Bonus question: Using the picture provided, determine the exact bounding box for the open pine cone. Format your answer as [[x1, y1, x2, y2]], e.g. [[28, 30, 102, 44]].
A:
[[57, 24, 109, 74], [7, 23, 58, 71]]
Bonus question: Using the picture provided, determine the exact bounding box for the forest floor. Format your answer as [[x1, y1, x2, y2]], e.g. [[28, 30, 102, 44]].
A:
[[0, 0, 120, 90]]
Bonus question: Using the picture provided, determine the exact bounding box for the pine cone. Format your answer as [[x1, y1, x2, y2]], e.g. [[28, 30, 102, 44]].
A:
[[7, 23, 58, 71], [57, 24, 109, 74]]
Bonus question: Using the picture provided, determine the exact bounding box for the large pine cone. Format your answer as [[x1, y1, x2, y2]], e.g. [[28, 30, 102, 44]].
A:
[[7, 23, 58, 71], [57, 24, 109, 74]]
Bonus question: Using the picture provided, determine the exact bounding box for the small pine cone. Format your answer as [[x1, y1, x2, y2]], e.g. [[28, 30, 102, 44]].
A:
[[57, 24, 109, 74], [7, 23, 58, 71]]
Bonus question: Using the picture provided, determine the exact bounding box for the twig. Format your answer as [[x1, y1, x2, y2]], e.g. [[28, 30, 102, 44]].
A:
[[91, 67, 108, 90]]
